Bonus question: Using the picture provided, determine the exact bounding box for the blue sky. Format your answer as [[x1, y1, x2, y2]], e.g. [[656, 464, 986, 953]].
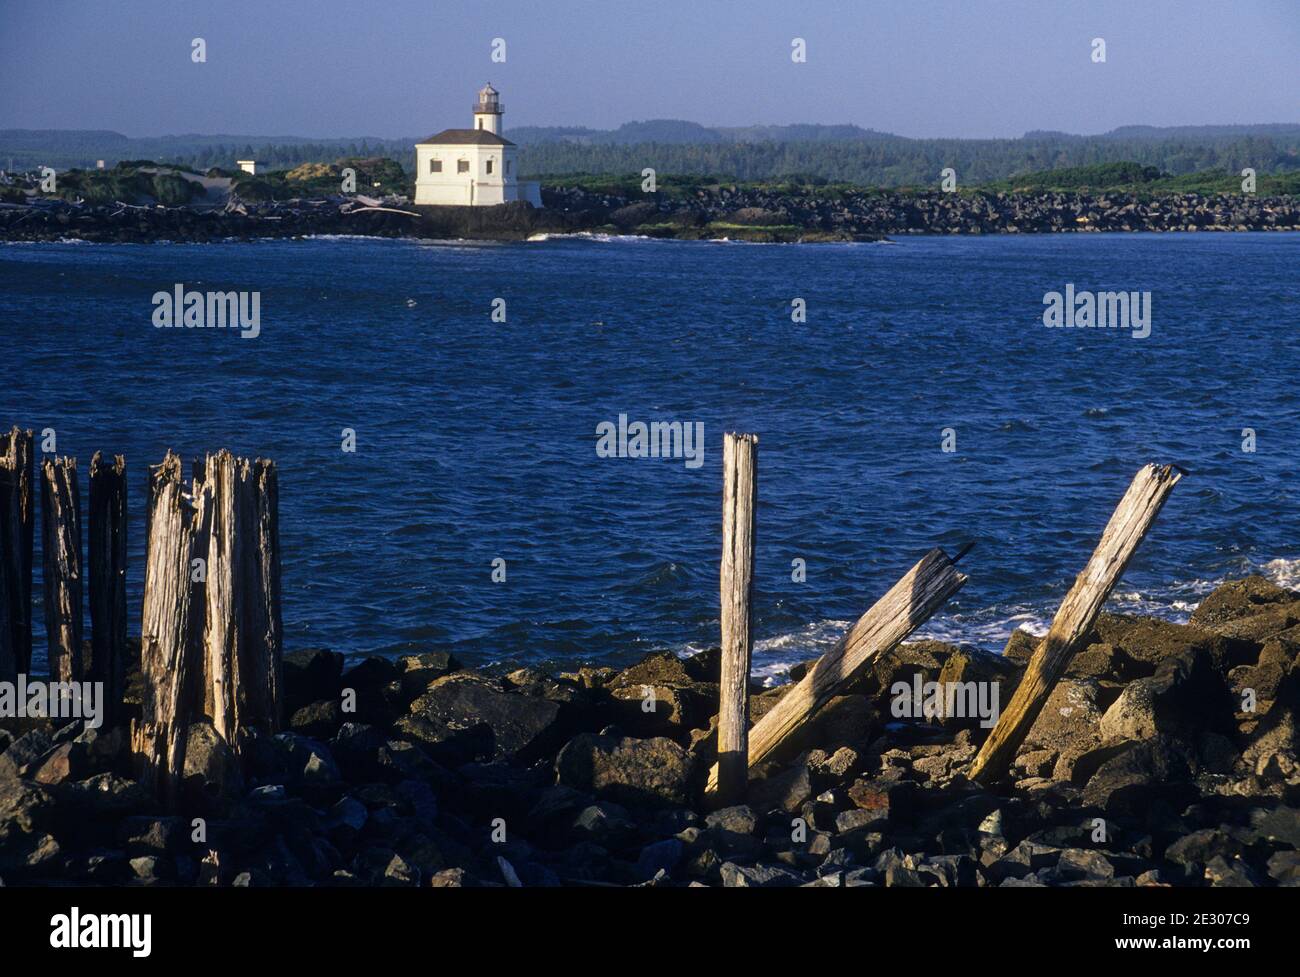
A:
[[1, 0, 1296, 138]]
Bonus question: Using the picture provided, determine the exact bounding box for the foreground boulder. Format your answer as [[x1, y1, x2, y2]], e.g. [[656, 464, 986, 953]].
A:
[[555, 733, 693, 807], [409, 674, 564, 763]]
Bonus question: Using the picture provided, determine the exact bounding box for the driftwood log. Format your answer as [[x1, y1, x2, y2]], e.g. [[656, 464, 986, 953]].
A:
[[40, 457, 83, 683], [88, 452, 127, 726], [969, 464, 1183, 783], [0, 427, 34, 679], [709, 433, 757, 806], [707, 547, 967, 789]]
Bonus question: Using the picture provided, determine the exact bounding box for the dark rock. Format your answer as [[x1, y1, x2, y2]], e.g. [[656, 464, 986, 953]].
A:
[[986, 840, 1062, 883], [871, 641, 956, 695], [719, 861, 805, 887], [391, 713, 491, 767], [555, 733, 692, 808], [410, 675, 563, 763], [283, 648, 344, 713], [330, 722, 389, 781], [1203, 855, 1261, 887], [1049, 848, 1115, 882], [636, 838, 683, 879], [1100, 647, 1235, 743], [570, 801, 637, 848], [31, 741, 89, 785], [1081, 737, 1197, 815], [340, 656, 403, 725], [1266, 850, 1300, 885], [0, 779, 58, 876], [182, 720, 244, 810], [1088, 613, 1252, 673], [0, 728, 53, 779], [72, 724, 126, 773], [748, 758, 814, 814], [1002, 629, 1040, 663], [931, 648, 1022, 730], [397, 651, 461, 699], [119, 816, 184, 856], [289, 700, 343, 740], [705, 805, 761, 854], [1191, 576, 1297, 629], [56, 773, 150, 817], [274, 732, 341, 787]]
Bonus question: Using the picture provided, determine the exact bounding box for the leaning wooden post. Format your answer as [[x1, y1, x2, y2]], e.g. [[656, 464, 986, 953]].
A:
[[88, 453, 127, 727], [710, 433, 757, 806], [969, 464, 1182, 784], [41, 457, 83, 683], [707, 547, 967, 789], [0, 427, 35, 679], [133, 453, 200, 804]]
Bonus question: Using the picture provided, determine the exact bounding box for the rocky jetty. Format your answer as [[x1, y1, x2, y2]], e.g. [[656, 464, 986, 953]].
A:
[[2, 185, 1296, 244], [543, 186, 1300, 240], [2, 574, 1299, 888]]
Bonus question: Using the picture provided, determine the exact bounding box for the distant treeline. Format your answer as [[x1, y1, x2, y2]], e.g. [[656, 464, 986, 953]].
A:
[[515, 132, 1300, 186], [3, 123, 1298, 188]]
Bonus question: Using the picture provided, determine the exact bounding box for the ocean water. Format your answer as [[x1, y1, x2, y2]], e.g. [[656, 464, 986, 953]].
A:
[[2, 232, 1297, 678]]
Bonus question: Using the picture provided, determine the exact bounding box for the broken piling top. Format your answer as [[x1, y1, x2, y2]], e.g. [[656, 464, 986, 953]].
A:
[[970, 463, 1183, 784], [135, 448, 283, 806]]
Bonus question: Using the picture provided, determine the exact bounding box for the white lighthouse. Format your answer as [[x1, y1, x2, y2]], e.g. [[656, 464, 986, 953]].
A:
[[413, 84, 541, 207]]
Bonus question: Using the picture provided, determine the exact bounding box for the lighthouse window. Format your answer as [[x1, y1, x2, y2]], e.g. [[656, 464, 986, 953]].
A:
[[486, 159, 494, 175], [506, 160, 511, 174], [457, 159, 469, 174], [429, 158, 441, 173]]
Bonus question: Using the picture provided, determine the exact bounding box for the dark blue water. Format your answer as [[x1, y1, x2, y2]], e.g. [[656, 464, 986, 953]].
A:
[[2, 232, 1297, 677]]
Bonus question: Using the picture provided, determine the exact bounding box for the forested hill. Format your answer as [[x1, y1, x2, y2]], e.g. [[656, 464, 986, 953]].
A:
[[3, 123, 1297, 187]]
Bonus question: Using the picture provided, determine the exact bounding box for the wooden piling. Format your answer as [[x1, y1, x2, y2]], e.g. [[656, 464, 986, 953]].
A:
[[133, 453, 199, 803], [707, 547, 966, 790], [194, 451, 283, 751], [195, 450, 248, 748], [710, 433, 757, 805], [0, 427, 35, 680], [246, 458, 283, 734], [40, 457, 83, 683], [969, 464, 1182, 784], [88, 452, 127, 726]]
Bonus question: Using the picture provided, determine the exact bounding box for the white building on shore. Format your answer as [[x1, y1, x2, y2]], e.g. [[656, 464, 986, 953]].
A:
[[414, 84, 541, 207]]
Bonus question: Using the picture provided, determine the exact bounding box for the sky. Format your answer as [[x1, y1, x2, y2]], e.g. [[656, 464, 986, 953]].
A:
[[1, 0, 1296, 139]]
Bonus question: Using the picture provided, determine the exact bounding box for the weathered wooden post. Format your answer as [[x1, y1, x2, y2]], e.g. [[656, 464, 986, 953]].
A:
[[247, 458, 283, 734], [707, 547, 967, 789], [133, 453, 200, 803], [0, 427, 35, 680], [969, 464, 1182, 784], [194, 451, 283, 752], [194, 450, 247, 748], [88, 452, 127, 726], [709, 433, 757, 806], [40, 457, 83, 683]]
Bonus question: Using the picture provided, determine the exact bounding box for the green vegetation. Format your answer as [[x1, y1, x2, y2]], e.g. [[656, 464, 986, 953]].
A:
[[983, 162, 1300, 196], [230, 156, 411, 200], [37, 166, 202, 205]]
